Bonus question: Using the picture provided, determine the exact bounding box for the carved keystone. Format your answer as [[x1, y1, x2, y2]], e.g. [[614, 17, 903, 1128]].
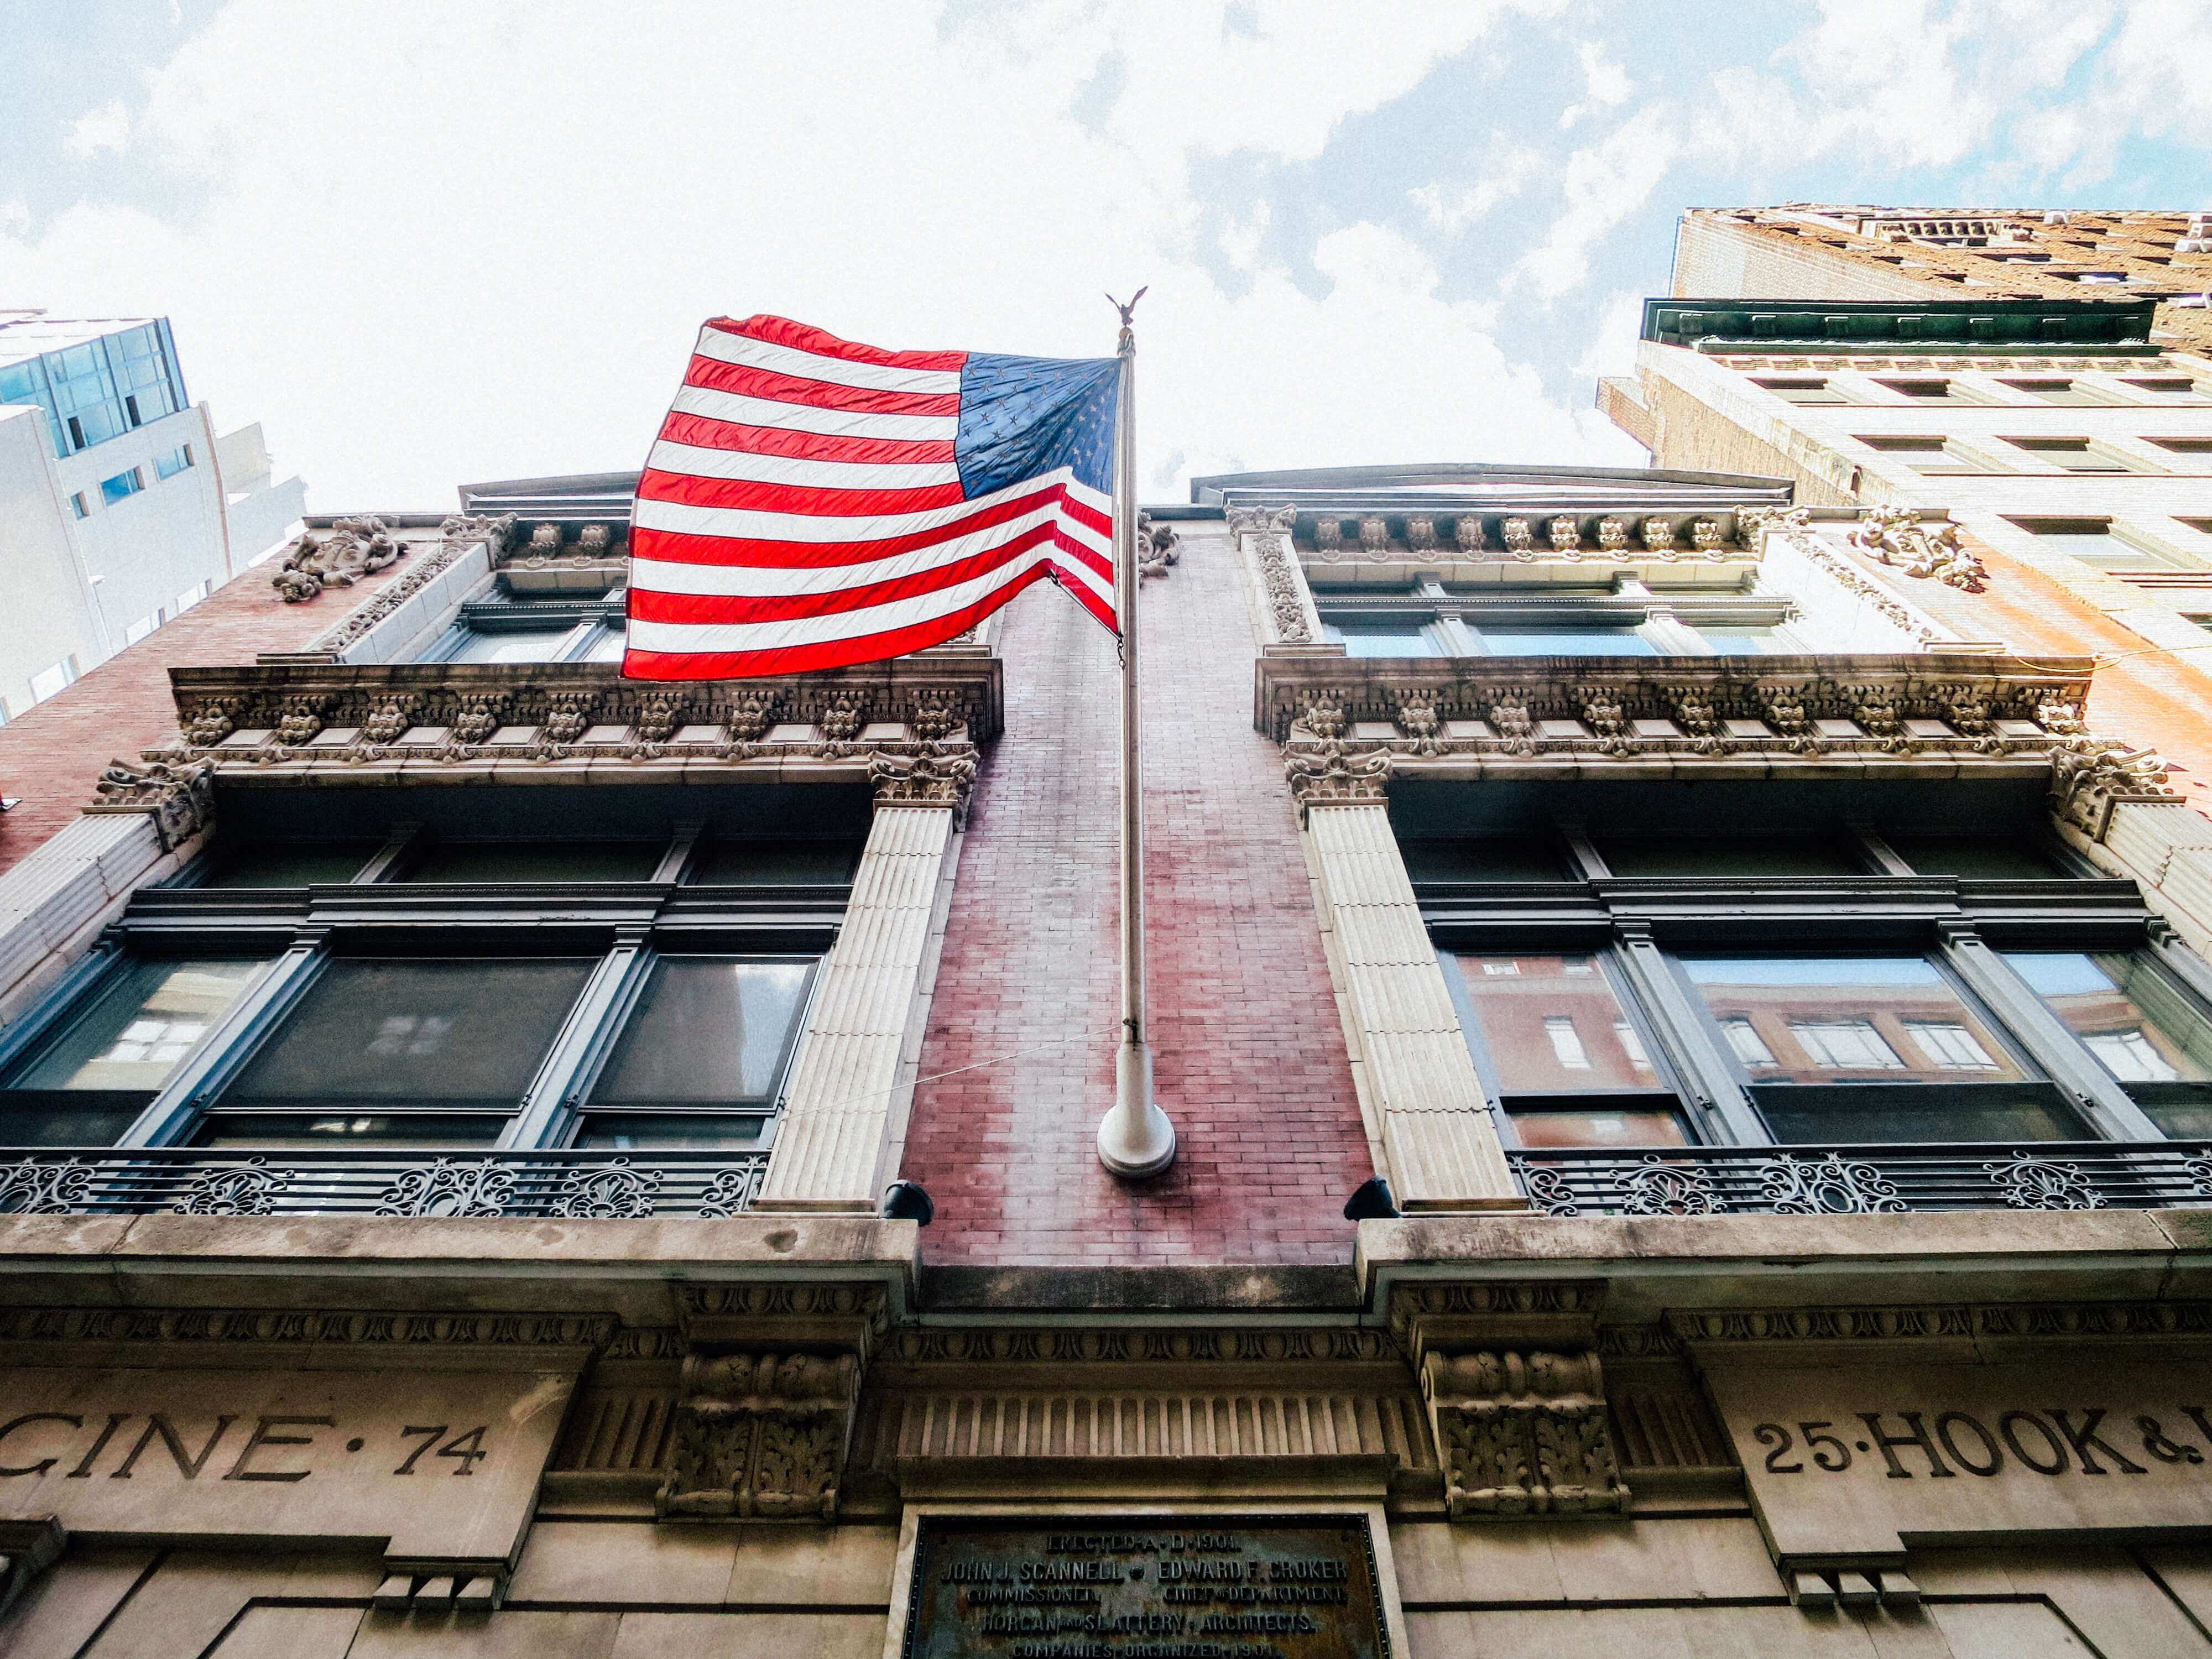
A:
[[1422, 1350, 1627, 1517]]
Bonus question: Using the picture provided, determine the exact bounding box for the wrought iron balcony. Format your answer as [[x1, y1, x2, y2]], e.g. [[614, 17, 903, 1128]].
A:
[[0, 1147, 768, 1220], [1508, 1141, 2212, 1217]]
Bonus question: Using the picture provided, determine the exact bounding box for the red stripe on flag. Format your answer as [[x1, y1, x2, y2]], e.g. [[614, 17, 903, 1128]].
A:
[[709, 316, 967, 373], [635, 469, 967, 519], [622, 564, 1060, 680], [684, 356, 959, 416], [656, 410, 956, 466]]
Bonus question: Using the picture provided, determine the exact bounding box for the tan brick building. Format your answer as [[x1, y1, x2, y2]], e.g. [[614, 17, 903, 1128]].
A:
[[4, 428, 2212, 1658]]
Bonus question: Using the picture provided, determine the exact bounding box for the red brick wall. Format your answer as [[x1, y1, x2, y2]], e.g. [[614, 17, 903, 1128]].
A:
[[0, 549, 419, 875], [900, 534, 1373, 1266]]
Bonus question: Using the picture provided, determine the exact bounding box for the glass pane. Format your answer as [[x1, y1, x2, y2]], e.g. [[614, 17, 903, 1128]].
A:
[[2141, 1099, 2212, 1138], [401, 841, 665, 883], [1321, 620, 1434, 658], [218, 958, 594, 1110], [6, 958, 269, 1091], [203, 840, 379, 888], [1600, 837, 1863, 878], [575, 1114, 770, 1150], [582, 625, 626, 662], [593, 958, 812, 1108], [1401, 838, 1567, 883], [1507, 1108, 1689, 1149], [1757, 1087, 2085, 1144], [446, 627, 577, 663], [0, 1091, 156, 1147], [192, 1114, 504, 1149], [687, 838, 862, 885], [1697, 627, 1788, 655], [1455, 954, 1656, 1091], [2006, 952, 2212, 1083], [1479, 630, 1656, 656], [1683, 957, 2030, 1084], [1887, 835, 2064, 879]]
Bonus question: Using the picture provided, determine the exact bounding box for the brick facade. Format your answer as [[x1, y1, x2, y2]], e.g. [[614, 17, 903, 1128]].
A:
[[899, 530, 1372, 1266], [0, 553, 413, 875]]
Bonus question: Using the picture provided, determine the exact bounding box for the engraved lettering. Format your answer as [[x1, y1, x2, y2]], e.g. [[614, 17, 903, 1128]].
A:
[[0, 1413, 82, 1478], [66, 1413, 128, 1479], [222, 1415, 331, 1483], [1999, 1411, 2069, 1475], [393, 1425, 445, 1475], [1754, 1423, 1802, 1472], [109, 1415, 236, 1480], [2044, 1408, 2147, 1476], [1799, 1421, 1852, 1472], [1856, 1412, 1955, 1479], [2138, 1416, 2204, 1465], [1936, 1412, 2004, 1476]]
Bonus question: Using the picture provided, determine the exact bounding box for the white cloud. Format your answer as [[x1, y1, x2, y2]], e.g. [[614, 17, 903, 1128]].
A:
[[1578, 40, 1631, 105], [62, 101, 131, 158], [1572, 289, 1645, 383], [0, 0, 1605, 509], [1507, 103, 1679, 298], [1408, 143, 1544, 233]]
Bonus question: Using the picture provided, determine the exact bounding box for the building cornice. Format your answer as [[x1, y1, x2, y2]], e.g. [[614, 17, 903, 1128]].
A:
[[1642, 295, 2159, 352]]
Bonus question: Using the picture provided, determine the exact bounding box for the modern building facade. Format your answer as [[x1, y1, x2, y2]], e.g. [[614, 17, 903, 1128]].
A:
[[0, 310, 307, 721], [1, 422, 2211, 1659]]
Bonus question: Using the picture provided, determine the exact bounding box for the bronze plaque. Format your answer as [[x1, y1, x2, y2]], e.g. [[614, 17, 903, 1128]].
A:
[[901, 1517, 1391, 1659]]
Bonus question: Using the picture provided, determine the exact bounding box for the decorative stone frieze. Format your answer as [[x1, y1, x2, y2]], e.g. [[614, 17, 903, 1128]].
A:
[[134, 659, 1001, 785], [1225, 504, 1314, 644], [1258, 654, 2172, 843], [1422, 1350, 1628, 1516], [271, 515, 404, 602], [85, 757, 216, 851], [655, 1350, 862, 1521]]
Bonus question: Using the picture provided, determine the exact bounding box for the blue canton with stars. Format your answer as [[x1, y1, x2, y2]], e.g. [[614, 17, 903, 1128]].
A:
[[954, 352, 1120, 500]]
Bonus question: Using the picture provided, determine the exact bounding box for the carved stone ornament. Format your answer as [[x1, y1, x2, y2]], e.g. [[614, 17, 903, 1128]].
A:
[[87, 757, 216, 851], [656, 1350, 860, 1522], [1227, 505, 1312, 643], [311, 515, 516, 653], [1546, 514, 1580, 554], [1311, 515, 1344, 554], [1284, 744, 1391, 809], [1640, 516, 1676, 554], [1138, 511, 1181, 577], [1358, 515, 1390, 556], [1423, 1350, 1627, 1517], [1595, 515, 1631, 552], [1689, 517, 1724, 552], [2049, 742, 2178, 837], [1405, 515, 1439, 552], [1453, 514, 1485, 553], [272, 516, 403, 602], [1501, 517, 1536, 559], [868, 745, 979, 820], [1850, 504, 1989, 591]]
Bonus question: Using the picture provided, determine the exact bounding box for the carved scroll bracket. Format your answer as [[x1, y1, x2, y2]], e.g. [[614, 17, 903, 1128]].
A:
[[1422, 1350, 1627, 1517], [85, 758, 216, 851], [655, 1350, 861, 1522]]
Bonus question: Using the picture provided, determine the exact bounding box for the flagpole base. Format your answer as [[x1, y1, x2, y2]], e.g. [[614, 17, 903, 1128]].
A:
[[1098, 1042, 1176, 1178]]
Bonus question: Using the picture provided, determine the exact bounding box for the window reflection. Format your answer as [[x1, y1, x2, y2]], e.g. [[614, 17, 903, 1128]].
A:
[[2005, 952, 2212, 1083], [4, 958, 268, 1092], [1682, 957, 2028, 1084], [1456, 954, 1655, 1092]]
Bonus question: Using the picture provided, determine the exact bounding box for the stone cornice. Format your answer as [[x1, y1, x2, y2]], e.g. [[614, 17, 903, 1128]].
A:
[[143, 656, 1002, 784]]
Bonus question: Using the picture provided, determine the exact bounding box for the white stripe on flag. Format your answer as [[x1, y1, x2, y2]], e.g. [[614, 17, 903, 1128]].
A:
[[635, 466, 1106, 545], [691, 327, 962, 396], [667, 383, 958, 441], [646, 438, 961, 491]]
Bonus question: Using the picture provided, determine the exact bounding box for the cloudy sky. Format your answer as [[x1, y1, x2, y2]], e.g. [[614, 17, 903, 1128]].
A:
[[4, 0, 2208, 510]]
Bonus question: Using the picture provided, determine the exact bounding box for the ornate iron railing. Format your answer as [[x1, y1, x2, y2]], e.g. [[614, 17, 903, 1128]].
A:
[[1507, 1141, 2212, 1218], [0, 1148, 768, 1220]]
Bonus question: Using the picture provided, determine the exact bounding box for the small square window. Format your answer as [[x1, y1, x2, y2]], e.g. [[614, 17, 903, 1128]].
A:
[[1999, 378, 2110, 406], [1877, 378, 1980, 403], [2005, 437, 2137, 474], [2123, 377, 2208, 401], [98, 467, 144, 506], [1857, 435, 1983, 474], [2150, 439, 2212, 456], [1752, 377, 1848, 405], [69, 492, 90, 519], [28, 655, 79, 703], [2004, 517, 2204, 572]]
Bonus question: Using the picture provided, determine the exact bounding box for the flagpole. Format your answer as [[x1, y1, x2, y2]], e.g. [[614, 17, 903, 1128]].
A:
[[1097, 292, 1176, 1179]]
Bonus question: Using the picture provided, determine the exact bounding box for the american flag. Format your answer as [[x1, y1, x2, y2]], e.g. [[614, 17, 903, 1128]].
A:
[[623, 316, 1120, 680]]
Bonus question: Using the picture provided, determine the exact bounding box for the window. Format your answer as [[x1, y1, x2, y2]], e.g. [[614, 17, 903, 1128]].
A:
[[1754, 377, 1849, 404], [1449, 953, 1686, 1149], [199, 957, 598, 1146], [415, 580, 627, 664], [1885, 834, 2069, 879], [28, 655, 79, 704], [2121, 377, 2208, 401], [1694, 625, 1797, 655], [397, 839, 667, 884], [2006, 518, 2205, 572], [1857, 436, 1984, 474], [2005, 437, 2140, 474], [2150, 439, 2212, 457], [99, 467, 144, 505], [175, 579, 211, 613], [1478, 629, 1657, 657], [2000, 378, 2112, 406], [69, 492, 90, 520], [121, 612, 163, 646], [1877, 379, 1983, 404], [2005, 951, 2212, 1135], [1599, 836, 1864, 878], [574, 957, 815, 1147], [687, 837, 865, 886], [199, 840, 382, 888], [1903, 1021, 2000, 1071], [152, 444, 193, 480], [1790, 1019, 1903, 1071], [1320, 619, 1437, 659], [0, 957, 270, 1145]]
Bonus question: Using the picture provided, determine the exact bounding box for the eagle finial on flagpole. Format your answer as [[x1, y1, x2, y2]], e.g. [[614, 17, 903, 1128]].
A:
[[1106, 286, 1147, 353]]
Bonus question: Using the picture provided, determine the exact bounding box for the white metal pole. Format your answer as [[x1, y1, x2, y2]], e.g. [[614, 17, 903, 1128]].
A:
[[1097, 298, 1176, 1178]]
